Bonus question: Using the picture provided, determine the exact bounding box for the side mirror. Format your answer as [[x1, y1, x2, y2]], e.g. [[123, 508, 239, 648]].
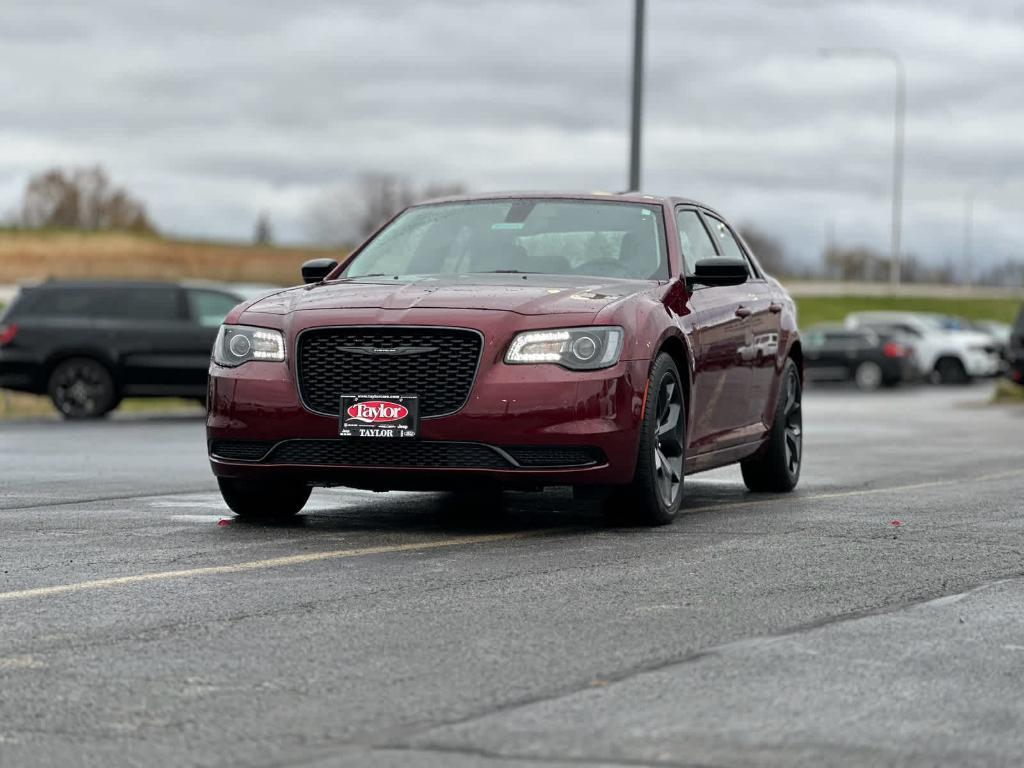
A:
[[301, 258, 338, 284], [687, 258, 748, 288]]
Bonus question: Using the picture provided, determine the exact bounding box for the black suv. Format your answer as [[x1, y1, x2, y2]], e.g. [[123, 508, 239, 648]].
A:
[[0, 280, 270, 418], [1008, 304, 1024, 386]]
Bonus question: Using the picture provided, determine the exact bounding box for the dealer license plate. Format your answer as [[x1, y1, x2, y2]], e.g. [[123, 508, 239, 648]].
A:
[[339, 394, 419, 439]]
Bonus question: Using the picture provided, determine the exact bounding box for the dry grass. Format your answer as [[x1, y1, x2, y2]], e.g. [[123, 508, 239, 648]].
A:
[[0, 390, 202, 420], [0, 230, 343, 286], [992, 378, 1024, 404]]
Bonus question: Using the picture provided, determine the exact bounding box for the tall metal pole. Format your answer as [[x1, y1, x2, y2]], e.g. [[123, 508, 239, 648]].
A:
[[628, 0, 645, 192], [819, 48, 906, 285], [889, 55, 905, 286], [963, 190, 974, 286]]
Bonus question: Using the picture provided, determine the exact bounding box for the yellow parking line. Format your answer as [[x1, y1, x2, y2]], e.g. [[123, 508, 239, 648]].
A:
[[0, 531, 539, 604], [4, 467, 1020, 605]]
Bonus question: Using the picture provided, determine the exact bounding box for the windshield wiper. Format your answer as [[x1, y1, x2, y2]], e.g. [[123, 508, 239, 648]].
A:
[[475, 269, 531, 274]]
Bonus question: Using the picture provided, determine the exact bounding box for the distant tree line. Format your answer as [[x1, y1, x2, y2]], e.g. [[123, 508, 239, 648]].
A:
[[14, 166, 156, 234]]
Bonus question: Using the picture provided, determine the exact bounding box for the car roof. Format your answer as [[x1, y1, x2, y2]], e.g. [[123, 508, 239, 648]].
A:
[[409, 191, 725, 217], [23, 279, 243, 294]]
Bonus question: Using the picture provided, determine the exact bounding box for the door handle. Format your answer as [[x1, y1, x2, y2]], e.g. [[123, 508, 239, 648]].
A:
[[768, 302, 783, 314], [734, 306, 752, 318]]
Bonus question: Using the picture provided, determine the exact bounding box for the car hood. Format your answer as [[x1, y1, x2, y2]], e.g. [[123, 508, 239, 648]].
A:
[[242, 275, 650, 317]]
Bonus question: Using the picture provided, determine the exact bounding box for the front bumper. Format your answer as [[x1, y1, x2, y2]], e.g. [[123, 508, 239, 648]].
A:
[[207, 356, 649, 489], [963, 350, 1002, 378]]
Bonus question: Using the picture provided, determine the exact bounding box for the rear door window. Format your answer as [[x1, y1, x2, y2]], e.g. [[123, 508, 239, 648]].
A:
[[105, 287, 182, 321], [187, 290, 241, 327]]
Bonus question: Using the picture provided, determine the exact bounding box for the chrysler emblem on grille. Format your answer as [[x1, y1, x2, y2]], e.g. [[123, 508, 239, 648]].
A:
[[337, 346, 438, 356]]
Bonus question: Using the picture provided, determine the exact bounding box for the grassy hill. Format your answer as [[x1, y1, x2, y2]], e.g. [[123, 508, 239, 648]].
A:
[[0, 229, 342, 287]]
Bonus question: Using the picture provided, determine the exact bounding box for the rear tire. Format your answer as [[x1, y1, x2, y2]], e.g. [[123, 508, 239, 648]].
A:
[[47, 357, 118, 419], [935, 356, 968, 385], [217, 478, 311, 523], [853, 360, 883, 391], [741, 358, 802, 492], [606, 353, 686, 526]]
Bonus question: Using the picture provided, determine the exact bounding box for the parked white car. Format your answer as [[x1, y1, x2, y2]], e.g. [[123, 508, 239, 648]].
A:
[[845, 311, 1002, 383]]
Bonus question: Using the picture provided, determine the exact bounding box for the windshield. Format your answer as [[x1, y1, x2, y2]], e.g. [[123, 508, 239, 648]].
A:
[[341, 199, 669, 281]]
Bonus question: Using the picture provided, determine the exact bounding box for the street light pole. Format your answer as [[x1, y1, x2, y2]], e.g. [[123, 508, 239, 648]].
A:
[[628, 0, 645, 192], [963, 190, 974, 286], [820, 48, 906, 285]]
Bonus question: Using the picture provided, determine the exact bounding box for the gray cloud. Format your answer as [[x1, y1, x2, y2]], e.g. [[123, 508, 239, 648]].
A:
[[0, 0, 1021, 271]]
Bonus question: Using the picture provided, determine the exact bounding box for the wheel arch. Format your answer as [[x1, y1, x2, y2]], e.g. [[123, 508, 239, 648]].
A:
[[653, 331, 694, 432], [788, 338, 804, 382]]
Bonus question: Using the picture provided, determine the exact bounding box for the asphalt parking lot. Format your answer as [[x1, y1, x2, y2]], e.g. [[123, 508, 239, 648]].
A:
[[2, 382, 1023, 768]]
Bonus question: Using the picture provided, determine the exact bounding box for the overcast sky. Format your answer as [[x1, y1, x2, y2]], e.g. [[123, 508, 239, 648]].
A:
[[1, 0, 1021, 271]]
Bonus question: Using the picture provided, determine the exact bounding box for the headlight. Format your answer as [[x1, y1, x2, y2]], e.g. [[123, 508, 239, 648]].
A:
[[213, 325, 285, 366], [505, 326, 624, 370]]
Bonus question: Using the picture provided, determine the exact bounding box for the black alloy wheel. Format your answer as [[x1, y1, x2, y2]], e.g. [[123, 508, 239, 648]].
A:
[[47, 357, 118, 419], [741, 357, 802, 492], [652, 370, 686, 508], [606, 353, 686, 526]]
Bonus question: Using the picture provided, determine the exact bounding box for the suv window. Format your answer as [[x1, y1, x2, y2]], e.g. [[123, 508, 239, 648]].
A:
[[187, 289, 241, 327], [108, 287, 181, 321], [704, 214, 755, 275], [26, 286, 181, 321], [674, 209, 717, 274]]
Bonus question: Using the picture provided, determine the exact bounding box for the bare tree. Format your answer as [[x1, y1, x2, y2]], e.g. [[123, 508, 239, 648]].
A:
[[253, 211, 273, 245], [19, 166, 155, 233], [738, 224, 788, 276], [823, 245, 891, 282], [306, 174, 466, 247]]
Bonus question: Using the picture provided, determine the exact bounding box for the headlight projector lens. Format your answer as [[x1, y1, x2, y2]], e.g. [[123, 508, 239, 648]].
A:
[[228, 333, 252, 358], [571, 335, 597, 361]]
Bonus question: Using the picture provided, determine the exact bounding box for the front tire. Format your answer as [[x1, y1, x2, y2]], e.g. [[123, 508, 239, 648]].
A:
[[935, 356, 968, 385], [741, 358, 802, 492], [47, 357, 118, 419], [217, 478, 311, 523], [607, 353, 686, 526]]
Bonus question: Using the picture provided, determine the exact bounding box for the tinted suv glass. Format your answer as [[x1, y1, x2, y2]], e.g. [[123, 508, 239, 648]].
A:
[[187, 289, 241, 327], [23, 286, 181, 321]]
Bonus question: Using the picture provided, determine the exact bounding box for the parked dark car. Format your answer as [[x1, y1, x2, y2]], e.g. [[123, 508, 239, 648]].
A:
[[802, 325, 916, 391], [1007, 304, 1024, 385], [208, 192, 804, 526], [0, 280, 268, 418]]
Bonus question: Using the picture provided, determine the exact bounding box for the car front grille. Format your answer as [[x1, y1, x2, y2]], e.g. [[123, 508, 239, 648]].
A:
[[297, 327, 482, 417], [267, 440, 510, 469]]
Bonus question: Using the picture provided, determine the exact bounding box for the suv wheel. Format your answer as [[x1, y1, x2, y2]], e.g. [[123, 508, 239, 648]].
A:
[[853, 360, 883, 391], [935, 356, 968, 385], [218, 478, 311, 523], [607, 353, 686, 526], [741, 358, 802, 492], [48, 357, 118, 419]]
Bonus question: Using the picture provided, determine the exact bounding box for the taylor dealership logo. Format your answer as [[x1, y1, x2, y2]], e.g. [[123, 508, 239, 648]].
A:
[[345, 401, 409, 423]]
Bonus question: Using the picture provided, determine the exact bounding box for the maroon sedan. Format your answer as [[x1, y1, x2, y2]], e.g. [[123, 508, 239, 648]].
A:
[[207, 193, 802, 525]]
